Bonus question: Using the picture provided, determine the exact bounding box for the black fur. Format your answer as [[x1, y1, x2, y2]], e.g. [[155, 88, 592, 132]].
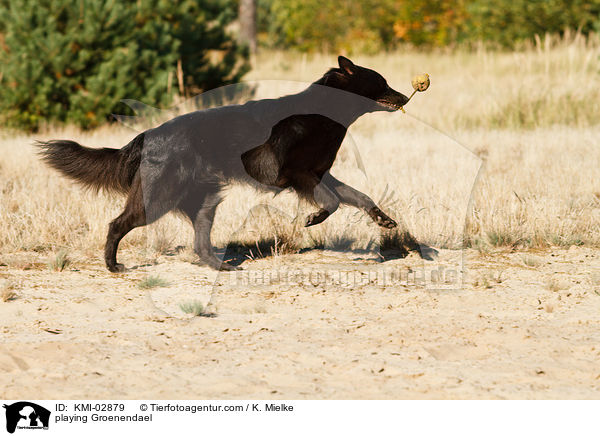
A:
[[38, 56, 409, 272], [37, 133, 143, 194]]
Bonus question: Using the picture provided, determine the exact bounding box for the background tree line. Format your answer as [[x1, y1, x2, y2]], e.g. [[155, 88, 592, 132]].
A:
[[259, 0, 600, 52], [1, 0, 598, 131]]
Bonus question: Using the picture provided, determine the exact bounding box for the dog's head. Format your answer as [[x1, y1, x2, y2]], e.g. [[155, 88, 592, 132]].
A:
[[317, 56, 409, 111]]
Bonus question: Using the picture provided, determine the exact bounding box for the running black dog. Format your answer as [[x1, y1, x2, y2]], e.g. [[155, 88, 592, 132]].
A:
[[38, 56, 410, 272]]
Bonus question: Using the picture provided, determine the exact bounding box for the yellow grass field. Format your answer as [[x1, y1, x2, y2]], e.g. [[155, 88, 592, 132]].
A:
[[1, 37, 600, 398]]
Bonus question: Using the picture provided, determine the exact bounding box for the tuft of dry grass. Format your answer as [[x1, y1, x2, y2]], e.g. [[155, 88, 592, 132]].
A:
[[178, 300, 209, 317], [491, 271, 504, 284], [473, 270, 504, 289], [1, 279, 21, 302], [521, 254, 542, 268], [138, 275, 170, 290], [546, 277, 570, 292], [1, 287, 18, 302], [47, 250, 70, 272], [473, 274, 492, 289], [1, 288, 17, 302]]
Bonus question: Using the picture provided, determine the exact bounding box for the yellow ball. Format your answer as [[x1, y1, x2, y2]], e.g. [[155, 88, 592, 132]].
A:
[[411, 73, 430, 92]]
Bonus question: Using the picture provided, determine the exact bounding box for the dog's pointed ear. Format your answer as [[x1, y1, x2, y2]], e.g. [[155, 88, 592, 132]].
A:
[[338, 56, 356, 75]]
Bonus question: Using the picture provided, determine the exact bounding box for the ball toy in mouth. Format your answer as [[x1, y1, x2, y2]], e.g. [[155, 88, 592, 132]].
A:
[[398, 73, 430, 113], [411, 73, 430, 92]]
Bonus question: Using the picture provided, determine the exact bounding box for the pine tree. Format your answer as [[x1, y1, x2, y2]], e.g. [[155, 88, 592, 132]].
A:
[[0, 0, 249, 130]]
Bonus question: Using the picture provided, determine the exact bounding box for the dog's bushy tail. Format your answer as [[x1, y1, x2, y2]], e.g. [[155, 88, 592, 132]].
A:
[[36, 133, 144, 194]]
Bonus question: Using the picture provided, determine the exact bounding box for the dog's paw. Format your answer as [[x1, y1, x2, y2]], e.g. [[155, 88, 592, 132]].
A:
[[305, 209, 330, 227], [378, 216, 397, 229], [369, 207, 397, 229], [418, 245, 439, 261], [219, 262, 242, 271], [107, 263, 126, 273]]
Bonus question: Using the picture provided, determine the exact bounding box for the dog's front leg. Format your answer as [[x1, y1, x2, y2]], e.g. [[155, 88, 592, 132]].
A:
[[322, 172, 397, 229], [293, 173, 340, 227]]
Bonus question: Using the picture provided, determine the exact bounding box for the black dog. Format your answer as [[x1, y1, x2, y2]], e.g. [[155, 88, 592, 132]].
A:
[[38, 56, 410, 272]]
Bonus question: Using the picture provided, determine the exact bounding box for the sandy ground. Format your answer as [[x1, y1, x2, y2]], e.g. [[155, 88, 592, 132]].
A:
[[1, 246, 599, 399]]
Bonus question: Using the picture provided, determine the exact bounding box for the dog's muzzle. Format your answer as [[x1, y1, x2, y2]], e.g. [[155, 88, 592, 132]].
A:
[[377, 88, 410, 111]]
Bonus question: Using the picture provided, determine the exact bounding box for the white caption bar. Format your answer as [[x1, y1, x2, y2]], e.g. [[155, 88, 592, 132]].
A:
[[0, 400, 597, 436]]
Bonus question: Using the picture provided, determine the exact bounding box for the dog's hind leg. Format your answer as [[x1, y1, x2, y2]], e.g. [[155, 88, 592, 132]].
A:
[[105, 174, 148, 272], [180, 189, 240, 271], [322, 172, 397, 229]]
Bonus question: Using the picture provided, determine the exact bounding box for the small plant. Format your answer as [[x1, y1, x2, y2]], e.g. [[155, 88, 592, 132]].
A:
[[179, 300, 208, 317], [521, 254, 541, 268], [545, 277, 567, 292], [1, 289, 17, 302], [550, 234, 584, 247], [472, 237, 491, 256], [546, 278, 560, 292], [48, 250, 70, 272], [474, 274, 493, 289], [473, 271, 503, 289], [1, 286, 17, 303], [1, 279, 21, 302], [486, 230, 518, 247], [138, 275, 170, 290], [492, 271, 504, 283]]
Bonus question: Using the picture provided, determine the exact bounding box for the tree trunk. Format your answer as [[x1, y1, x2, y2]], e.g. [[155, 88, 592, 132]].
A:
[[239, 0, 257, 54]]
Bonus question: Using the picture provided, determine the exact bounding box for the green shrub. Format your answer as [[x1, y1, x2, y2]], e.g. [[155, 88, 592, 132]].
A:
[[259, 0, 600, 52], [0, 0, 249, 130], [263, 0, 400, 52], [467, 0, 600, 48]]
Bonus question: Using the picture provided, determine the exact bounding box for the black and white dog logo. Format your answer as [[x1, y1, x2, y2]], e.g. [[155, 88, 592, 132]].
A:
[[3, 402, 50, 433]]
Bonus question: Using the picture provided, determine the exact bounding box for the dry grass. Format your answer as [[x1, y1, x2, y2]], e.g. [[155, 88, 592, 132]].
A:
[[246, 31, 600, 132], [1, 288, 18, 302], [138, 275, 170, 290], [1, 278, 21, 302], [1, 284, 18, 302], [178, 300, 211, 317], [47, 250, 71, 272], [0, 36, 599, 260], [521, 254, 542, 268], [546, 277, 570, 292]]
